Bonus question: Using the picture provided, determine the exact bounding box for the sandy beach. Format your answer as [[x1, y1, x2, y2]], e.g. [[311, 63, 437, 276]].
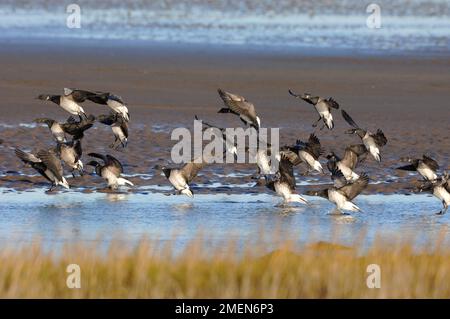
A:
[[0, 40, 448, 195]]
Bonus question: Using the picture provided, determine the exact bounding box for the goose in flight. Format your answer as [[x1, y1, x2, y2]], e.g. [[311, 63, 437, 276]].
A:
[[97, 113, 129, 149], [34, 118, 67, 143], [37, 88, 96, 120], [288, 90, 340, 130], [341, 110, 387, 162], [158, 156, 207, 198], [15, 148, 69, 191], [34, 115, 95, 142], [418, 173, 450, 215], [265, 154, 308, 205], [307, 168, 369, 213], [281, 134, 324, 174], [87, 153, 133, 189], [326, 144, 368, 182], [87, 92, 130, 122], [56, 140, 83, 177], [396, 155, 439, 181], [217, 89, 261, 131]]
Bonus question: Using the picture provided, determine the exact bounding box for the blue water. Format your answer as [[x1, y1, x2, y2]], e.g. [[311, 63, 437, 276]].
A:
[[0, 188, 448, 252], [0, 0, 449, 55]]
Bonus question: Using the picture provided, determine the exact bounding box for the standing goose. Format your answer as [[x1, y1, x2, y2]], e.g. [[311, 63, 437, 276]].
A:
[[396, 155, 439, 181], [326, 144, 368, 182], [341, 110, 387, 162], [281, 134, 324, 174], [265, 154, 308, 205], [37, 88, 96, 120], [418, 173, 450, 215], [34, 118, 67, 143], [87, 92, 130, 122], [15, 148, 69, 191], [307, 168, 369, 213], [56, 140, 83, 177], [217, 89, 261, 131], [159, 157, 206, 198], [87, 153, 133, 189], [97, 113, 129, 149], [288, 90, 340, 130]]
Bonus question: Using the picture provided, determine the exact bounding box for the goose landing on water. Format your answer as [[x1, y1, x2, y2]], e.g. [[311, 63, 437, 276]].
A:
[[87, 153, 133, 190], [326, 144, 368, 182], [15, 148, 69, 191], [307, 168, 369, 213], [397, 155, 439, 181], [37, 88, 97, 120], [418, 173, 450, 215], [341, 110, 387, 162], [157, 157, 206, 198], [265, 154, 308, 205], [288, 90, 340, 130], [281, 134, 324, 175], [97, 113, 129, 149], [56, 140, 83, 178], [217, 89, 261, 131]]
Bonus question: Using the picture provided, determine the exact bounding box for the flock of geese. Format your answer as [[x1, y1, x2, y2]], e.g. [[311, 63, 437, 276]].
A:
[[11, 88, 450, 215]]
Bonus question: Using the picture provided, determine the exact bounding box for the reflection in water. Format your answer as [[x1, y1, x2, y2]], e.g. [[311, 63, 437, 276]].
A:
[[171, 203, 195, 212], [105, 193, 129, 202]]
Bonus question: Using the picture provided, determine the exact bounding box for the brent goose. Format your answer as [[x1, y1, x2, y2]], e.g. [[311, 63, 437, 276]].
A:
[[326, 144, 368, 181], [34, 118, 67, 143], [195, 115, 237, 159], [307, 168, 369, 212], [288, 90, 339, 130], [159, 157, 206, 198], [87, 153, 133, 189], [217, 89, 261, 130], [341, 110, 387, 162], [418, 173, 450, 215], [396, 155, 439, 181], [265, 154, 308, 204], [87, 92, 130, 121], [15, 148, 69, 191], [37, 88, 96, 120], [281, 134, 324, 174], [56, 140, 83, 177], [97, 113, 129, 149]]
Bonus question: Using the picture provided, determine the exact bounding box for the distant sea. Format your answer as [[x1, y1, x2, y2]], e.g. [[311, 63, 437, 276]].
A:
[[0, 0, 449, 55]]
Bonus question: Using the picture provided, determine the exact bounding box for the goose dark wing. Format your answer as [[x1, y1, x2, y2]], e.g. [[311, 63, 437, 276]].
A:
[[278, 154, 296, 191], [15, 149, 41, 164], [37, 150, 64, 181], [180, 160, 205, 184], [324, 97, 339, 109], [372, 129, 387, 147], [341, 110, 360, 129], [88, 153, 108, 164], [105, 154, 124, 176], [279, 149, 302, 166], [97, 113, 116, 126], [61, 116, 95, 138], [288, 89, 315, 105], [74, 140, 82, 158], [396, 164, 417, 172], [65, 88, 97, 103], [218, 89, 257, 120], [339, 173, 369, 200], [342, 144, 367, 169], [331, 168, 347, 189], [305, 134, 323, 160], [422, 155, 439, 171], [87, 92, 109, 105]]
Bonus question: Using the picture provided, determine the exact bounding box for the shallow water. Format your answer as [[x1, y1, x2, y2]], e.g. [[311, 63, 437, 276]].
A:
[[0, 188, 448, 252]]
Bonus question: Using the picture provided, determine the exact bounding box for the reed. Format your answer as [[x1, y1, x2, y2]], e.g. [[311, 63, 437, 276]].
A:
[[0, 232, 449, 298]]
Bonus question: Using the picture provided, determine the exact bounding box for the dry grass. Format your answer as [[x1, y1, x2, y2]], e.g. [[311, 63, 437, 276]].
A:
[[1, 233, 450, 298]]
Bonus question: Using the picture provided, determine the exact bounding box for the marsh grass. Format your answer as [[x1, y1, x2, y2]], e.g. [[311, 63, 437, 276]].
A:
[[1, 230, 450, 298]]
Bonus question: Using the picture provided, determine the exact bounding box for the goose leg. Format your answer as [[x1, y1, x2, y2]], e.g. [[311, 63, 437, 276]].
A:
[[437, 201, 448, 215], [312, 116, 322, 128], [72, 169, 76, 178]]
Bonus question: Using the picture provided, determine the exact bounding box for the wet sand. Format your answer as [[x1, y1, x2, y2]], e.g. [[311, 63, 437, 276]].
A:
[[0, 40, 449, 195]]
